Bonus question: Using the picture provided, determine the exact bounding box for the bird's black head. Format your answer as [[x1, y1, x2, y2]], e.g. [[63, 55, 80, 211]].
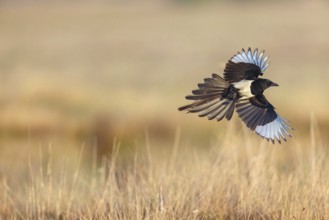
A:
[[251, 79, 279, 95]]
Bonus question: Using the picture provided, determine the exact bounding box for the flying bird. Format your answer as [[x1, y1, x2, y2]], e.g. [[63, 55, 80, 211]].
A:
[[178, 48, 292, 143]]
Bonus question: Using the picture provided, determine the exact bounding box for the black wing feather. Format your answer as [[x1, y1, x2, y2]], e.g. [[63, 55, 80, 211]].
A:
[[224, 61, 262, 83], [236, 95, 292, 143]]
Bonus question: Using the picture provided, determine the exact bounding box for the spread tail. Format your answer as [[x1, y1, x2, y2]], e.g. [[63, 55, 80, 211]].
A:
[[178, 73, 237, 121]]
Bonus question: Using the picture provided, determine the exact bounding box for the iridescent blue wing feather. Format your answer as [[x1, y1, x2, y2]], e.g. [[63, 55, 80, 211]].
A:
[[236, 95, 292, 144], [224, 48, 270, 83]]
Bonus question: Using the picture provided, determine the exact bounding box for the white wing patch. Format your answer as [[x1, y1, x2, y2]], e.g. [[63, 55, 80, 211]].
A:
[[232, 80, 253, 98], [231, 48, 269, 72], [255, 115, 292, 143]]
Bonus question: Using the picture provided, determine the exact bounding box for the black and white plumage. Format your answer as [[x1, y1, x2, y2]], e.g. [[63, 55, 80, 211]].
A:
[[178, 48, 292, 144]]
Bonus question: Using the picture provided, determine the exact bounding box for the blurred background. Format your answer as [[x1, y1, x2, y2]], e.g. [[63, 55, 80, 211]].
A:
[[0, 0, 329, 180]]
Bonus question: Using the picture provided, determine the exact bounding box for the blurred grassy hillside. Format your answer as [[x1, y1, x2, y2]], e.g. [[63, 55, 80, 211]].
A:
[[1, 1, 329, 218], [0, 1, 329, 145]]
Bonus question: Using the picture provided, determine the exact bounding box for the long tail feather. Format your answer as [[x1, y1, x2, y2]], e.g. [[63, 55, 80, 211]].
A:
[[178, 74, 237, 121]]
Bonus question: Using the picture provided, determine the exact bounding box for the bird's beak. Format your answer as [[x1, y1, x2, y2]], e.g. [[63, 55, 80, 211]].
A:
[[271, 82, 279, 87]]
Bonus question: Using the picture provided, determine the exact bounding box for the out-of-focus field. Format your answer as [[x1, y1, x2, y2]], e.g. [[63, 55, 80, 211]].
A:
[[0, 1, 329, 218]]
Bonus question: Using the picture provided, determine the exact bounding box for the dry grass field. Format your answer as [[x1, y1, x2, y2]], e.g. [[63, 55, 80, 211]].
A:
[[0, 1, 329, 219]]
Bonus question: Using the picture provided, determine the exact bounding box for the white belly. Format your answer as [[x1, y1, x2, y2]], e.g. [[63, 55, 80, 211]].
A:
[[233, 80, 253, 98]]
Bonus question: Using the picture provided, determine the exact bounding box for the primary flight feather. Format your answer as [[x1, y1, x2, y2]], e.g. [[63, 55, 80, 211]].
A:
[[178, 48, 292, 144]]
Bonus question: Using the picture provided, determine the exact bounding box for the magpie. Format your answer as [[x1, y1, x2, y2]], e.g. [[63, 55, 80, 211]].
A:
[[178, 48, 292, 144]]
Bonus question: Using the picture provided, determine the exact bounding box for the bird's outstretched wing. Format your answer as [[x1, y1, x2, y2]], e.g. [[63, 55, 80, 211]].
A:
[[236, 95, 292, 143], [178, 74, 237, 121], [224, 48, 269, 83]]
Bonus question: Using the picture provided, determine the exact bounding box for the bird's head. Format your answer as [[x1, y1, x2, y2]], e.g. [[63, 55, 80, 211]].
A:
[[262, 79, 279, 89], [251, 79, 279, 94]]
